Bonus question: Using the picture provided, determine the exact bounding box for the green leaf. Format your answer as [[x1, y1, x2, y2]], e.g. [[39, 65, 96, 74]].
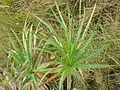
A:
[[52, 3, 68, 41], [33, 68, 54, 72], [23, 77, 32, 87], [72, 34, 94, 64], [31, 74, 39, 89], [10, 35, 19, 51], [55, 3, 67, 30], [84, 45, 108, 61], [73, 9, 85, 49], [34, 44, 46, 68], [10, 50, 24, 63], [82, 34, 94, 50], [28, 24, 33, 62], [39, 69, 53, 84], [81, 3, 96, 40], [59, 71, 66, 90], [73, 69, 81, 80], [11, 29, 23, 50], [75, 64, 111, 69]]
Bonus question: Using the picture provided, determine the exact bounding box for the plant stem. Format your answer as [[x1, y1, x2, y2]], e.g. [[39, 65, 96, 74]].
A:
[[67, 76, 72, 90]]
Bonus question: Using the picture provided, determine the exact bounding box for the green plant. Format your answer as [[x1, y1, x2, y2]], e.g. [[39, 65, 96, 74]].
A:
[[7, 20, 54, 89], [35, 3, 111, 90]]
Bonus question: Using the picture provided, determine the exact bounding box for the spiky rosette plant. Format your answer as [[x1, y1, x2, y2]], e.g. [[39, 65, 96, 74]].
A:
[[6, 21, 54, 90], [35, 2, 111, 90]]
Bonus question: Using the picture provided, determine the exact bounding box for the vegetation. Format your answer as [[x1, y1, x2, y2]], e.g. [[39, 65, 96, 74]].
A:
[[0, 0, 120, 90]]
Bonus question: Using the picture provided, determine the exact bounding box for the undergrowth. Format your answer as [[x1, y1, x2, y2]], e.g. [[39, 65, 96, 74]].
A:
[[0, 0, 120, 90]]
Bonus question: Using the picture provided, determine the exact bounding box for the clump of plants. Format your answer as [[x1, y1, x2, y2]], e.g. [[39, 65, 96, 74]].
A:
[[2, 2, 112, 90]]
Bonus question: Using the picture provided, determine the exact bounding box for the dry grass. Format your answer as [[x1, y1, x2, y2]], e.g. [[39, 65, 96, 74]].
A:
[[0, 0, 120, 90]]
